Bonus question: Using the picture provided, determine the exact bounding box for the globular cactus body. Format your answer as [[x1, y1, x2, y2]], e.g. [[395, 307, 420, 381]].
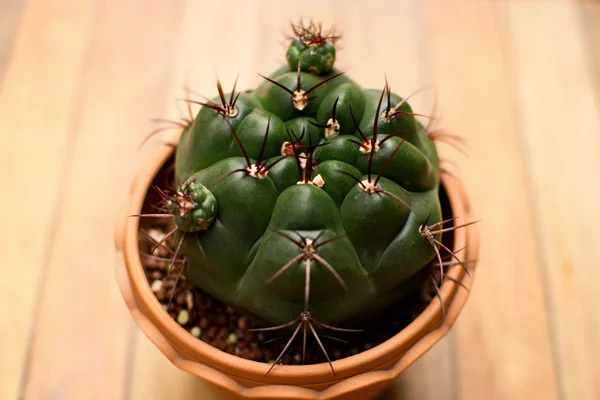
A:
[[170, 21, 443, 329]]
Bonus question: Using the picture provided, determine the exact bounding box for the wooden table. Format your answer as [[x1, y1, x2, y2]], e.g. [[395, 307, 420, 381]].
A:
[[1, 0, 599, 399]]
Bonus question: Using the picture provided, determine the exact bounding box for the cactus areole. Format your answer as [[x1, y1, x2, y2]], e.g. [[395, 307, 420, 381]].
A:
[[171, 20, 445, 330]]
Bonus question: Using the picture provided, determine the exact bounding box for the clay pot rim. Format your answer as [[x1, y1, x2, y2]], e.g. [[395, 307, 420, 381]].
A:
[[114, 132, 478, 397]]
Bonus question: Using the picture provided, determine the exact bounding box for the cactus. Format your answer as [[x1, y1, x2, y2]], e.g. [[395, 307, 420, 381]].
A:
[[136, 20, 476, 372]]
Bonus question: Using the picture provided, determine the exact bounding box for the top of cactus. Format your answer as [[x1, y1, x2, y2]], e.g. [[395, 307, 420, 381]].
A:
[[286, 20, 340, 75]]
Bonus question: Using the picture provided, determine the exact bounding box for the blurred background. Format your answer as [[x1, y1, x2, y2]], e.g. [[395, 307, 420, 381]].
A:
[[1, 0, 599, 399]]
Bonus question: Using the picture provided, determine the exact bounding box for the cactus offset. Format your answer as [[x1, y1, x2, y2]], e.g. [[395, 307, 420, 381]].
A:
[[136, 20, 475, 370]]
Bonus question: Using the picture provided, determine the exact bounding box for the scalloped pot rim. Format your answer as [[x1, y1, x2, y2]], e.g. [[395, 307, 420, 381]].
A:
[[114, 135, 478, 400]]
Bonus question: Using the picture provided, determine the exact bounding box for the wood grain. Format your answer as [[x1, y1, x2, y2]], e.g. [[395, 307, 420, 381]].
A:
[[0, 0, 25, 87], [426, 1, 560, 399], [0, 1, 99, 399], [503, 1, 600, 398], [1, 0, 598, 399], [382, 336, 457, 400], [578, 2, 600, 116], [19, 1, 183, 399]]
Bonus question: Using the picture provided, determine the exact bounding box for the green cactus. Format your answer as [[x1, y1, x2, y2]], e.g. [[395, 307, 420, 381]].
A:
[[286, 20, 340, 75], [141, 20, 475, 370]]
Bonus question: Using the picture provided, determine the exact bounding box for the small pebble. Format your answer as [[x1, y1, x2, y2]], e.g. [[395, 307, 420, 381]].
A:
[[199, 317, 210, 329], [206, 326, 218, 339], [155, 246, 169, 259], [190, 326, 202, 338], [237, 317, 249, 330], [177, 310, 190, 325], [213, 339, 227, 351], [145, 257, 159, 269], [215, 313, 227, 325], [186, 292, 194, 310], [226, 333, 238, 345], [217, 327, 229, 339], [150, 270, 162, 280], [163, 280, 174, 289], [147, 228, 164, 243], [150, 280, 163, 292], [155, 288, 166, 301]]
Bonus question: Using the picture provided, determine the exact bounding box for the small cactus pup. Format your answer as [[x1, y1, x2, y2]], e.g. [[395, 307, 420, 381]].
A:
[[135, 19, 477, 373], [286, 19, 340, 75]]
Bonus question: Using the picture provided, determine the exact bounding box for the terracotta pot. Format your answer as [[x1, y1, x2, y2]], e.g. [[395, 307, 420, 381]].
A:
[[114, 135, 478, 400]]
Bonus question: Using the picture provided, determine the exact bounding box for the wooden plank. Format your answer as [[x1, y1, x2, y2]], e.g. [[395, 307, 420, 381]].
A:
[[19, 1, 183, 399], [0, 0, 25, 86], [578, 2, 600, 115], [502, 1, 600, 398], [383, 335, 456, 400], [128, 335, 220, 399], [425, 0, 560, 399], [128, 1, 451, 399], [0, 1, 99, 399]]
